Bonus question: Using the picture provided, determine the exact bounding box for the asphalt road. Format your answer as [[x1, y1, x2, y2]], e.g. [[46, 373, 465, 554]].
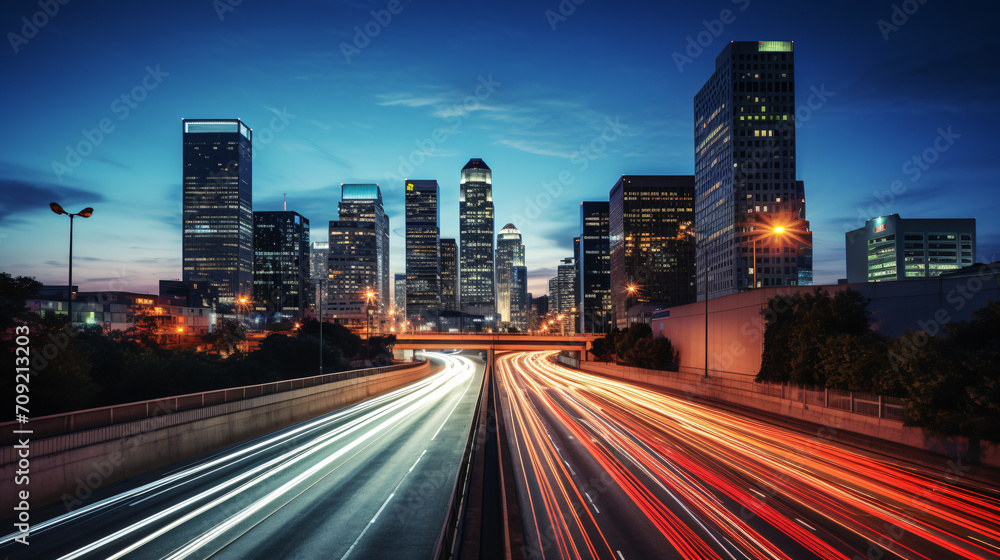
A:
[[496, 351, 1000, 560], [0, 351, 484, 560]]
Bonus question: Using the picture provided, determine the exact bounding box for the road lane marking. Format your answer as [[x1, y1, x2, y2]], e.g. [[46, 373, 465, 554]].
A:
[[430, 357, 475, 440], [341, 492, 396, 560], [617, 551, 625, 560], [62, 366, 469, 560]]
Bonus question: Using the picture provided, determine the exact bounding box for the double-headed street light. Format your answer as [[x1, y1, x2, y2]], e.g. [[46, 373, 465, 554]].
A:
[[50, 202, 94, 327]]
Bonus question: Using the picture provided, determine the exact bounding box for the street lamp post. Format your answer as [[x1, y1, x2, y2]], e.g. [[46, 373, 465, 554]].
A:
[[319, 278, 326, 375], [364, 288, 375, 364], [625, 282, 638, 326], [49, 203, 94, 327]]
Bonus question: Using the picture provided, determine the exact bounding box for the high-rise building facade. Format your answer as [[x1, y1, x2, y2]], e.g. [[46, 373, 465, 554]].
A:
[[459, 158, 496, 322], [338, 184, 390, 306], [496, 223, 528, 331], [181, 118, 253, 309], [554, 257, 576, 313], [694, 41, 812, 301], [609, 175, 697, 328], [440, 238, 459, 311], [579, 201, 611, 333], [310, 241, 329, 315], [405, 180, 440, 327], [394, 272, 406, 313], [327, 184, 388, 330], [252, 211, 310, 319], [846, 214, 976, 283]]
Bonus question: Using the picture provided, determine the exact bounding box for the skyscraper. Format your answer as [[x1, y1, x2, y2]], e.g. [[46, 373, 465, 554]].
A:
[[327, 184, 388, 331], [394, 272, 406, 313], [405, 180, 440, 327], [338, 184, 390, 306], [694, 41, 812, 300], [181, 118, 253, 309], [440, 238, 459, 311], [459, 158, 496, 322], [310, 241, 329, 315], [579, 201, 611, 333], [609, 175, 696, 328], [496, 223, 527, 331], [252, 211, 310, 320]]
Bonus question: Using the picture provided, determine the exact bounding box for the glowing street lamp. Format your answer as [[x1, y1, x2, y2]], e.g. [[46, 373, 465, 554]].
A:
[[50, 202, 94, 327]]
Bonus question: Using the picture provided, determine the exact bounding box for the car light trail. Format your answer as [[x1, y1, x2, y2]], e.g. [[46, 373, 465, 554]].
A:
[[0, 353, 475, 559], [497, 351, 1000, 560]]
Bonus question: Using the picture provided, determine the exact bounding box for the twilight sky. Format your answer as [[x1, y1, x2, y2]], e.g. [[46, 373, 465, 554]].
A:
[[1, 0, 998, 298]]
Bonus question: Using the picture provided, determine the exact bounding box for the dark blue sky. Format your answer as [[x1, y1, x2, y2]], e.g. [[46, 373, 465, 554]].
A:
[[2, 0, 998, 296]]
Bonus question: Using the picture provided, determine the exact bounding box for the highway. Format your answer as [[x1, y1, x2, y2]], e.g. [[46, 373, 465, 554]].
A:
[[0, 352, 483, 560], [496, 351, 1000, 560]]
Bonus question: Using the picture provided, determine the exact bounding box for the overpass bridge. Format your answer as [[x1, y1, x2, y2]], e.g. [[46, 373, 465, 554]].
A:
[[388, 333, 600, 359]]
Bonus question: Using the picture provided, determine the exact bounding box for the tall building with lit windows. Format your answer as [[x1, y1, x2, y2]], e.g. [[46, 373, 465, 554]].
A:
[[845, 215, 976, 283], [496, 224, 527, 331], [338, 184, 390, 305], [181, 118, 253, 310], [327, 183, 389, 331], [405, 180, 440, 327], [460, 158, 496, 323], [440, 238, 459, 311], [609, 175, 696, 328], [253, 211, 310, 320], [579, 201, 611, 333], [694, 41, 812, 302]]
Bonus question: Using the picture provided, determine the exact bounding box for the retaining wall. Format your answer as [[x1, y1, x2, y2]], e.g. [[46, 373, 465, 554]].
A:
[[562, 358, 999, 469], [1, 361, 431, 512]]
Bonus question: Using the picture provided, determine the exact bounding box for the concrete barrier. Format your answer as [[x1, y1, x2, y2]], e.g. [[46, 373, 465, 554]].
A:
[[0, 361, 431, 512], [570, 360, 999, 470]]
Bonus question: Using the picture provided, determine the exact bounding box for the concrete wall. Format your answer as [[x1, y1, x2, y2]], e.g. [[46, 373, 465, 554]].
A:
[[653, 270, 1000, 381], [1, 362, 431, 512], [571, 360, 999, 470]]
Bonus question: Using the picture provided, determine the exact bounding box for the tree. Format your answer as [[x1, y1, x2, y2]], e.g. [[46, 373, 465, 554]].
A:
[[757, 288, 873, 386], [202, 319, 246, 355], [896, 301, 1000, 442], [0, 273, 43, 332], [815, 332, 900, 395], [617, 323, 652, 359]]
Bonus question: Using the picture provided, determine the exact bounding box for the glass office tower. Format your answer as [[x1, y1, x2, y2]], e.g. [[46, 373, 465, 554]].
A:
[[579, 201, 611, 333], [181, 118, 253, 309], [694, 41, 812, 300], [440, 238, 459, 311], [253, 211, 310, 320], [327, 184, 388, 331], [459, 158, 496, 323], [405, 180, 441, 327], [609, 175, 697, 328], [496, 223, 527, 331]]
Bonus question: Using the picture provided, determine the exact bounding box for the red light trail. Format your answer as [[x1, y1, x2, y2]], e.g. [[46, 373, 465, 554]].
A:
[[496, 351, 1000, 560]]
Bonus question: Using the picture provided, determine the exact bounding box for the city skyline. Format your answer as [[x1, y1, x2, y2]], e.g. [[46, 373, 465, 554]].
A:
[[2, 1, 999, 300]]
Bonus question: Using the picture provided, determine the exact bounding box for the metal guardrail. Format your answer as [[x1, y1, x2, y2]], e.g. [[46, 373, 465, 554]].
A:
[[435, 354, 491, 559], [748, 382, 908, 421], [0, 361, 423, 446], [576, 360, 909, 423]]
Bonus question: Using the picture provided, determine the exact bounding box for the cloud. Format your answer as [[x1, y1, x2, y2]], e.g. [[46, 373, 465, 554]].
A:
[[296, 137, 352, 168], [0, 178, 106, 220], [495, 139, 575, 159], [378, 96, 447, 108]]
